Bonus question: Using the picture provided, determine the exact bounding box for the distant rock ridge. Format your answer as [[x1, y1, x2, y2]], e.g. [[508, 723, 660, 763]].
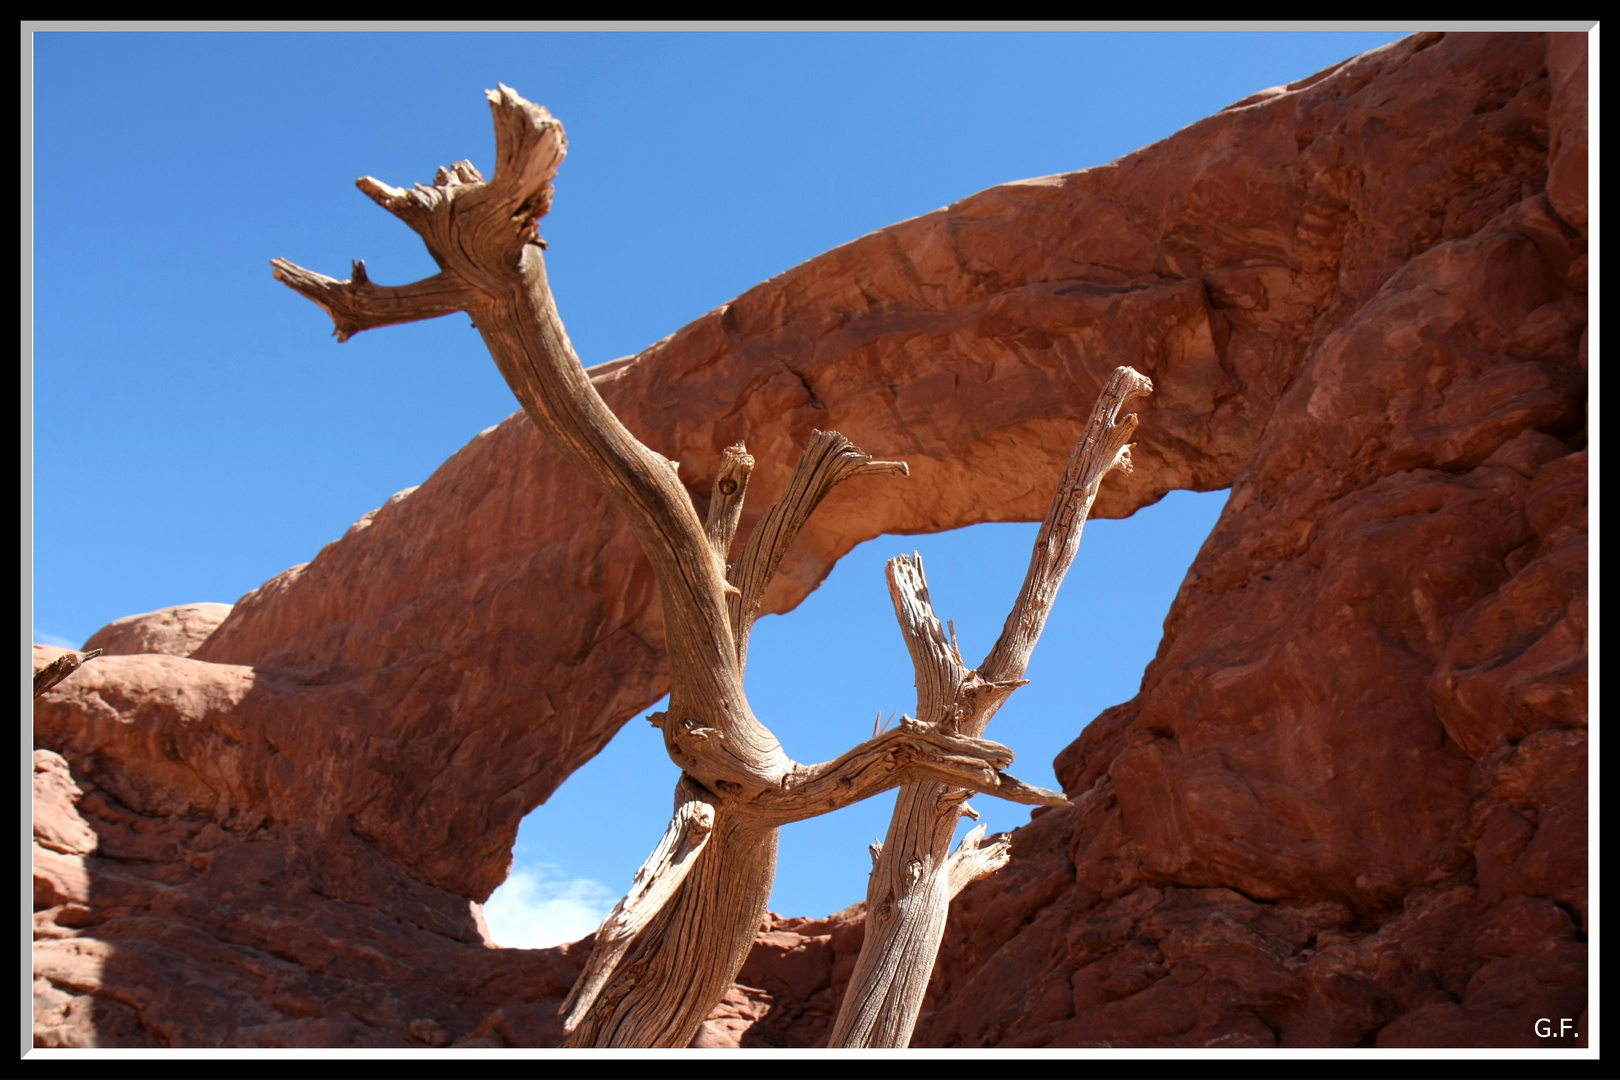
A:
[[34, 31, 1585, 1047], [82, 603, 233, 659]]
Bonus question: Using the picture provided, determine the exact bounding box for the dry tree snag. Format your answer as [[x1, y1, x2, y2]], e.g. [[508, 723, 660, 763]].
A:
[[271, 85, 1067, 1049], [830, 366, 1153, 1048]]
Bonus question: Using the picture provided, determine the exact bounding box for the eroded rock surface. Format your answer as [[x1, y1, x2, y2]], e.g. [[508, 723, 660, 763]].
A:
[[82, 603, 234, 659], [34, 31, 1586, 1048]]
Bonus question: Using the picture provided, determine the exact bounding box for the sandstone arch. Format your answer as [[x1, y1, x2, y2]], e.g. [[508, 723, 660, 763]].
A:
[[34, 31, 1586, 1048]]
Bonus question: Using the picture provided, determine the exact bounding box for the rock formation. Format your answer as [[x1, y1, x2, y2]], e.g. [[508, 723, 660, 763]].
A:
[[33, 30, 1586, 1048], [81, 603, 234, 660]]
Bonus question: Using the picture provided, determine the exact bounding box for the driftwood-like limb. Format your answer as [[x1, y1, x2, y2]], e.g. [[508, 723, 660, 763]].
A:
[[268, 259, 475, 343], [276, 84, 1087, 1049], [33, 649, 102, 697], [945, 823, 1011, 899], [886, 555, 966, 727], [705, 443, 755, 569], [981, 366, 1154, 685], [276, 86, 784, 802], [753, 721, 1067, 827], [829, 365, 1153, 1048], [727, 430, 907, 668], [563, 809, 778, 1048], [561, 778, 715, 1032]]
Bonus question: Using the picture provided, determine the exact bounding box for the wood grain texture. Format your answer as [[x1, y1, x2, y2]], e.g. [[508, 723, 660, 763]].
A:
[[829, 366, 1151, 1047], [273, 84, 1067, 1048], [33, 650, 101, 697]]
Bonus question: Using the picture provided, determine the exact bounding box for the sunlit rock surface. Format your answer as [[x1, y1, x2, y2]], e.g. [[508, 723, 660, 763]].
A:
[[81, 602, 233, 658], [34, 31, 1585, 1048]]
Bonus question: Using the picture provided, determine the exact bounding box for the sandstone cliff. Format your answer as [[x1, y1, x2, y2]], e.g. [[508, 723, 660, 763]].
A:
[[33, 31, 1586, 1048]]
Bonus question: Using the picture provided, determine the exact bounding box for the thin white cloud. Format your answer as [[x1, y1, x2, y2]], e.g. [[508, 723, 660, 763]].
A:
[[483, 865, 618, 950], [33, 629, 80, 649]]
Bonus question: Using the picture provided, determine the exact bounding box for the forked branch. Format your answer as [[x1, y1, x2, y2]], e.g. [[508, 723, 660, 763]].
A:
[[274, 83, 1100, 1049], [269, 259, 475, 343], [273, 87, 770, 801], [829, 365, 1153, 1048]]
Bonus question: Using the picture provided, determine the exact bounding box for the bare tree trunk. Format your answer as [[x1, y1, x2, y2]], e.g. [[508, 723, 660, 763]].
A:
[[830, 366, 1153, 1047], [272, 85, 1069, 1049]]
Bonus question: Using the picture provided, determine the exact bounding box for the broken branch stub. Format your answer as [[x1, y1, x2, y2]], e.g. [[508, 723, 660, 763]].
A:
[[946, 823, 1012, 899], [705, 443, 756, 568], [829, 364, 1153, 1049], [33, 649, 102, 698], [727, 429, 907, 667], [272, 83, 1083, 1049]]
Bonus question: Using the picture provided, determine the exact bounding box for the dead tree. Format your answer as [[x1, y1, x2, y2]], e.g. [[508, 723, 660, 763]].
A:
[[829, 366, 1152, 1047], [271, 85, 1075, 1049]]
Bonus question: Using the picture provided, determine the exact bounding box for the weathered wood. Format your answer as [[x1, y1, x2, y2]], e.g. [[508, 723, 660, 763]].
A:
[[563, 808, 778, 1047], [273, 84, 1072, 1049], [829, 365, 1153, 1048], [560, 776, 715, 1032], [33, 649, 102, 697], [727, 430, 907, 669], [946, 823, 1012, 899], [267, 260, 473, 343], [704, 443, 755, 569]]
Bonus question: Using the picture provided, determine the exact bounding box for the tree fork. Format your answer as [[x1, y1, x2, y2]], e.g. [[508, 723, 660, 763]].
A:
[[829, 365, 1153, 1048], [273, 84, 1069, 1048]]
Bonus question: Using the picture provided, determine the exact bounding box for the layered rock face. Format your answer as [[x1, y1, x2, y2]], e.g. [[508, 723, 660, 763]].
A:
[[33, 31, 1586, 1048]]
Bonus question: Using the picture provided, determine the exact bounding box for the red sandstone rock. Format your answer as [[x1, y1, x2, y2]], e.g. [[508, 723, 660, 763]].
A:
[[33, 31, 1585, 1048], [82, 603, 234, 658], [1545, 32, 1589, 242]]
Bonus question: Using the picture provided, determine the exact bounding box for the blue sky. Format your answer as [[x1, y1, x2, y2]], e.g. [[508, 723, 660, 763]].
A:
[[30, 28, 1407, 941]]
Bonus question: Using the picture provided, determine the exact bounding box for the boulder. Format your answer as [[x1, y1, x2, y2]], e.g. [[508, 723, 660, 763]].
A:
[[82, 603, 233, 658]]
